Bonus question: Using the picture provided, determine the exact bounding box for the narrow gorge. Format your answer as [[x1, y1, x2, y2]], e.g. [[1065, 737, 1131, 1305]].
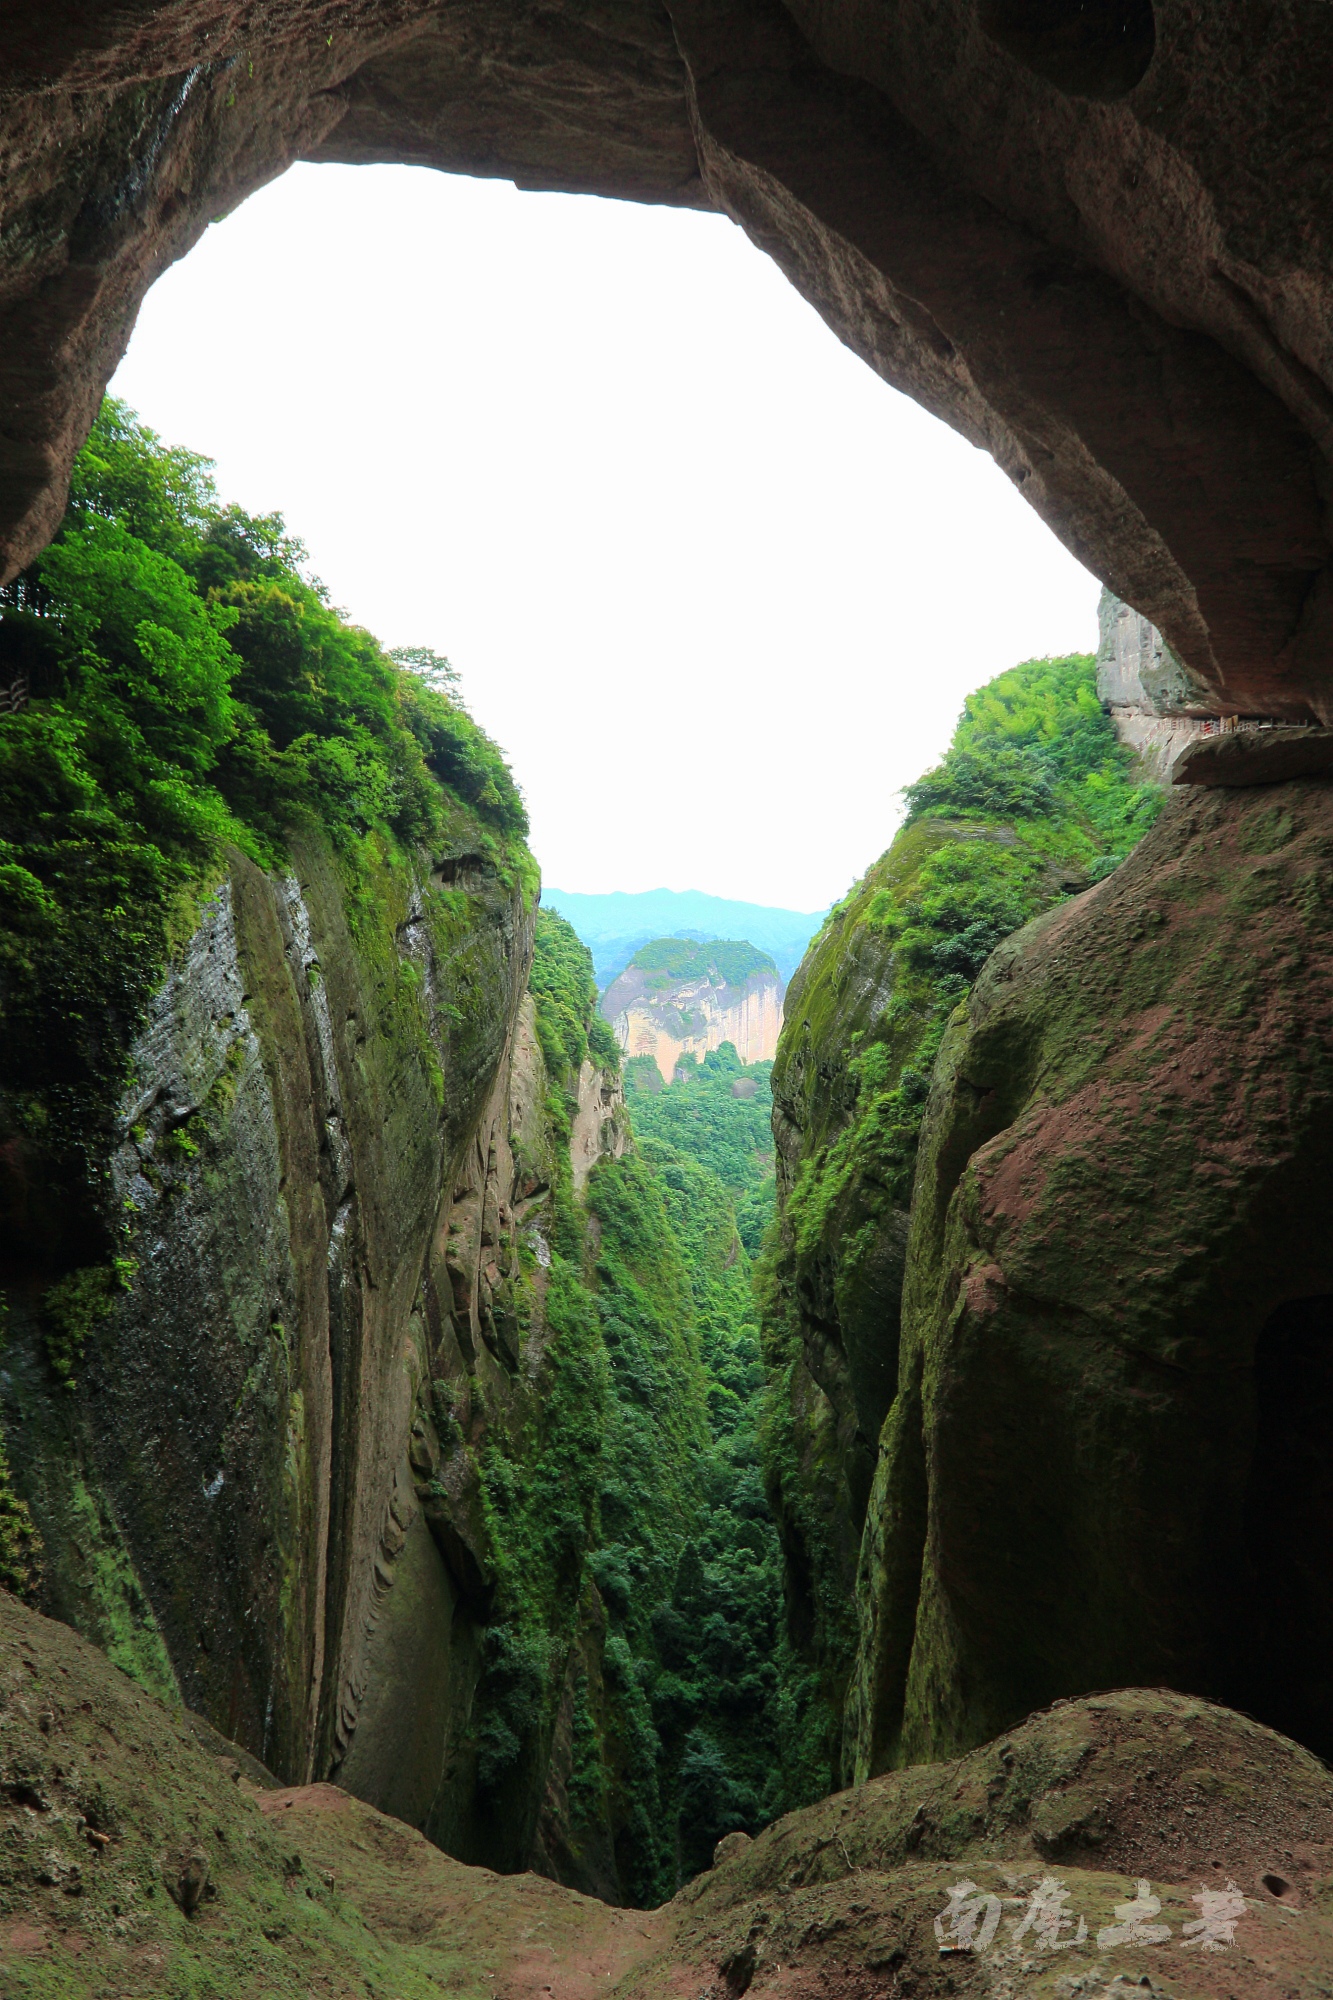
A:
[[4, 408, 1333, 1994], [5, 3, 1333, 1989]]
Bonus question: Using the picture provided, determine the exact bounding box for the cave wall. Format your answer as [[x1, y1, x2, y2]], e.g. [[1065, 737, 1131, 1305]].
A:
[[4, 2, 1333, 717]]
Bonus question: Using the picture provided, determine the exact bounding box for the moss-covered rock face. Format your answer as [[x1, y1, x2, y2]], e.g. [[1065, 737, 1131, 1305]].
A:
[[0, 818, 532, 1791], [7, 1586, 1332, 1999], [851, 779, 1333, 1778], [765, 655, 1160, 1775]]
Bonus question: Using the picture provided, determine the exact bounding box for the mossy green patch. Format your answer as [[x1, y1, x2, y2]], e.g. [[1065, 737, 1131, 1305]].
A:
[[763, 652, 1164, 1777]]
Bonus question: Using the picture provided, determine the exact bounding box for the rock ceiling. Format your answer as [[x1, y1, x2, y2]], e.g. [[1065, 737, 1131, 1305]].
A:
[[5, 1, 1331, 716]]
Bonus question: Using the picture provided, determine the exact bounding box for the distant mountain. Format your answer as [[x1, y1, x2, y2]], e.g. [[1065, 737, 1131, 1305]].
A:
[[601, 937, 785, 1082], [543, 888, 828, 986]]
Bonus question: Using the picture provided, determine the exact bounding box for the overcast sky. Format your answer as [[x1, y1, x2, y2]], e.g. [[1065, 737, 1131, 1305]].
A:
[[110, 163, 1099, 911]]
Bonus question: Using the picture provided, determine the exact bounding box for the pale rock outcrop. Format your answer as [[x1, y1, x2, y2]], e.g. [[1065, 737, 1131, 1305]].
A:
[[569, 1057, 630, 1191], [605, 965, 783, 1083], [1095, 587, 1218, 778], [1095, 588, 1322, 782]]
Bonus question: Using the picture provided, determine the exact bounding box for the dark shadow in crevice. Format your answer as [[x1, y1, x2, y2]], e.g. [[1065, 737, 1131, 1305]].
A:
[[978, 0, 1155, 101], [1241, 1294, 1333, 1759]]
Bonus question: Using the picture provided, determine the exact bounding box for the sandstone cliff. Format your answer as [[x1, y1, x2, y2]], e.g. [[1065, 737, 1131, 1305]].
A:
[[1, 826, 533, 1787], [1096, 587, 1225, 778], [762, 653, 1164, 1777], [603, 940, 783, 1083], [0, 831, 667, 1891], [850, 776, 1333, 1777]]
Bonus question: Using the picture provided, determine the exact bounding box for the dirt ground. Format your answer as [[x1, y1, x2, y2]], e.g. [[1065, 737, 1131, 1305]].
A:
[[2, 1592, 1331, 1997]]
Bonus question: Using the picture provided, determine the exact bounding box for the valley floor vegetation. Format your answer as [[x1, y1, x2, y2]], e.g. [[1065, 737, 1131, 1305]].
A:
[[474, 918, 825, 1898]]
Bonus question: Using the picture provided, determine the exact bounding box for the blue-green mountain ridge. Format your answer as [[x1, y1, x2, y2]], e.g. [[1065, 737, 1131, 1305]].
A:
[[541, 888, 826, 985]]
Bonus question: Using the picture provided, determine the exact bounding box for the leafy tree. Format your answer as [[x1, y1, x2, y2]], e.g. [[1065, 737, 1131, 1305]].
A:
[[0, 395, 529, 1290]]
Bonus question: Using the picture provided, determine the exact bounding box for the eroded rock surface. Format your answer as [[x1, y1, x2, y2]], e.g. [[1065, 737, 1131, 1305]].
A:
[[5, 1587, 1332, 1996], [604, 944, 784, 1082], [0, 827, 532, 1794], [765, 793, 1108, 1770], [851, 777, 1333, 1777], [6, 4, 1333, 715]]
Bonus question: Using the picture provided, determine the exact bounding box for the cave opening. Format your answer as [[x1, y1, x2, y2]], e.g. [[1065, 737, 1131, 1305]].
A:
[[1243, 1293, 1333, 1760]]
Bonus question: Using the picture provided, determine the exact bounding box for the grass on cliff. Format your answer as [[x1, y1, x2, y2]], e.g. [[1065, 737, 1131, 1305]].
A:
[[0, 397, 531, 1325]]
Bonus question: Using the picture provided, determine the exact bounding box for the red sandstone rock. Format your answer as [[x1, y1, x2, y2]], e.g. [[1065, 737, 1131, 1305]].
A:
[[1172, 726, 1333, 786], [4, 3, 1333, 716]]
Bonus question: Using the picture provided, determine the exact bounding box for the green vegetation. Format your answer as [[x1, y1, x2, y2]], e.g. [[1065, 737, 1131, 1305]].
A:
[[634, 1128, 829, 1871], [0, 397, 530, 1318], [762, 651, 1164, 1774], [470, 928, 819, 1902], [0, 1432, 42, 1603], [625, 937, 777, 989], [626, 1044, 776, 1252], [531, 906, 623, 1092], [786, 651, 1159, 1246], [38, 1259, 135, 1389]]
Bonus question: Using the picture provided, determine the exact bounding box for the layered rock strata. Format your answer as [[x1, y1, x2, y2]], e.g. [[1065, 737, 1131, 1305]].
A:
[[7, 6, 1333, 716], [851, 777, 1333, 1776]]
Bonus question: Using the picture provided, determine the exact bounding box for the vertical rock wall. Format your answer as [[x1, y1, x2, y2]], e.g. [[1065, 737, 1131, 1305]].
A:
[[1, 829, 532, 1787], [330, 991, 631, 1863], [849, 780, 1333, 1774]]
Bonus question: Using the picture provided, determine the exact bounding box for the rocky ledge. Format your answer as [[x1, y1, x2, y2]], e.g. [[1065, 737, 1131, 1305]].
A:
[[3, 1587, 1332, 1997]]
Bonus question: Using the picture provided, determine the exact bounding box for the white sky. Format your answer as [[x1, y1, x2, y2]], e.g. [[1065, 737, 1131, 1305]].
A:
[[110, 163, 1099, 911]]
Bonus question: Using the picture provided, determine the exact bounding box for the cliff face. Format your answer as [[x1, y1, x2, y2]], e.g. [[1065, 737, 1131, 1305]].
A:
[[850, 778, 1333, 1777], [603, 946, 784, 1083], [328, 974, 633, 1874], [762, 654, 1169, 1777], [1096, 587, 1224, 778], [0, 844, 658, 1890], [1, 828, 533, 1790]]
